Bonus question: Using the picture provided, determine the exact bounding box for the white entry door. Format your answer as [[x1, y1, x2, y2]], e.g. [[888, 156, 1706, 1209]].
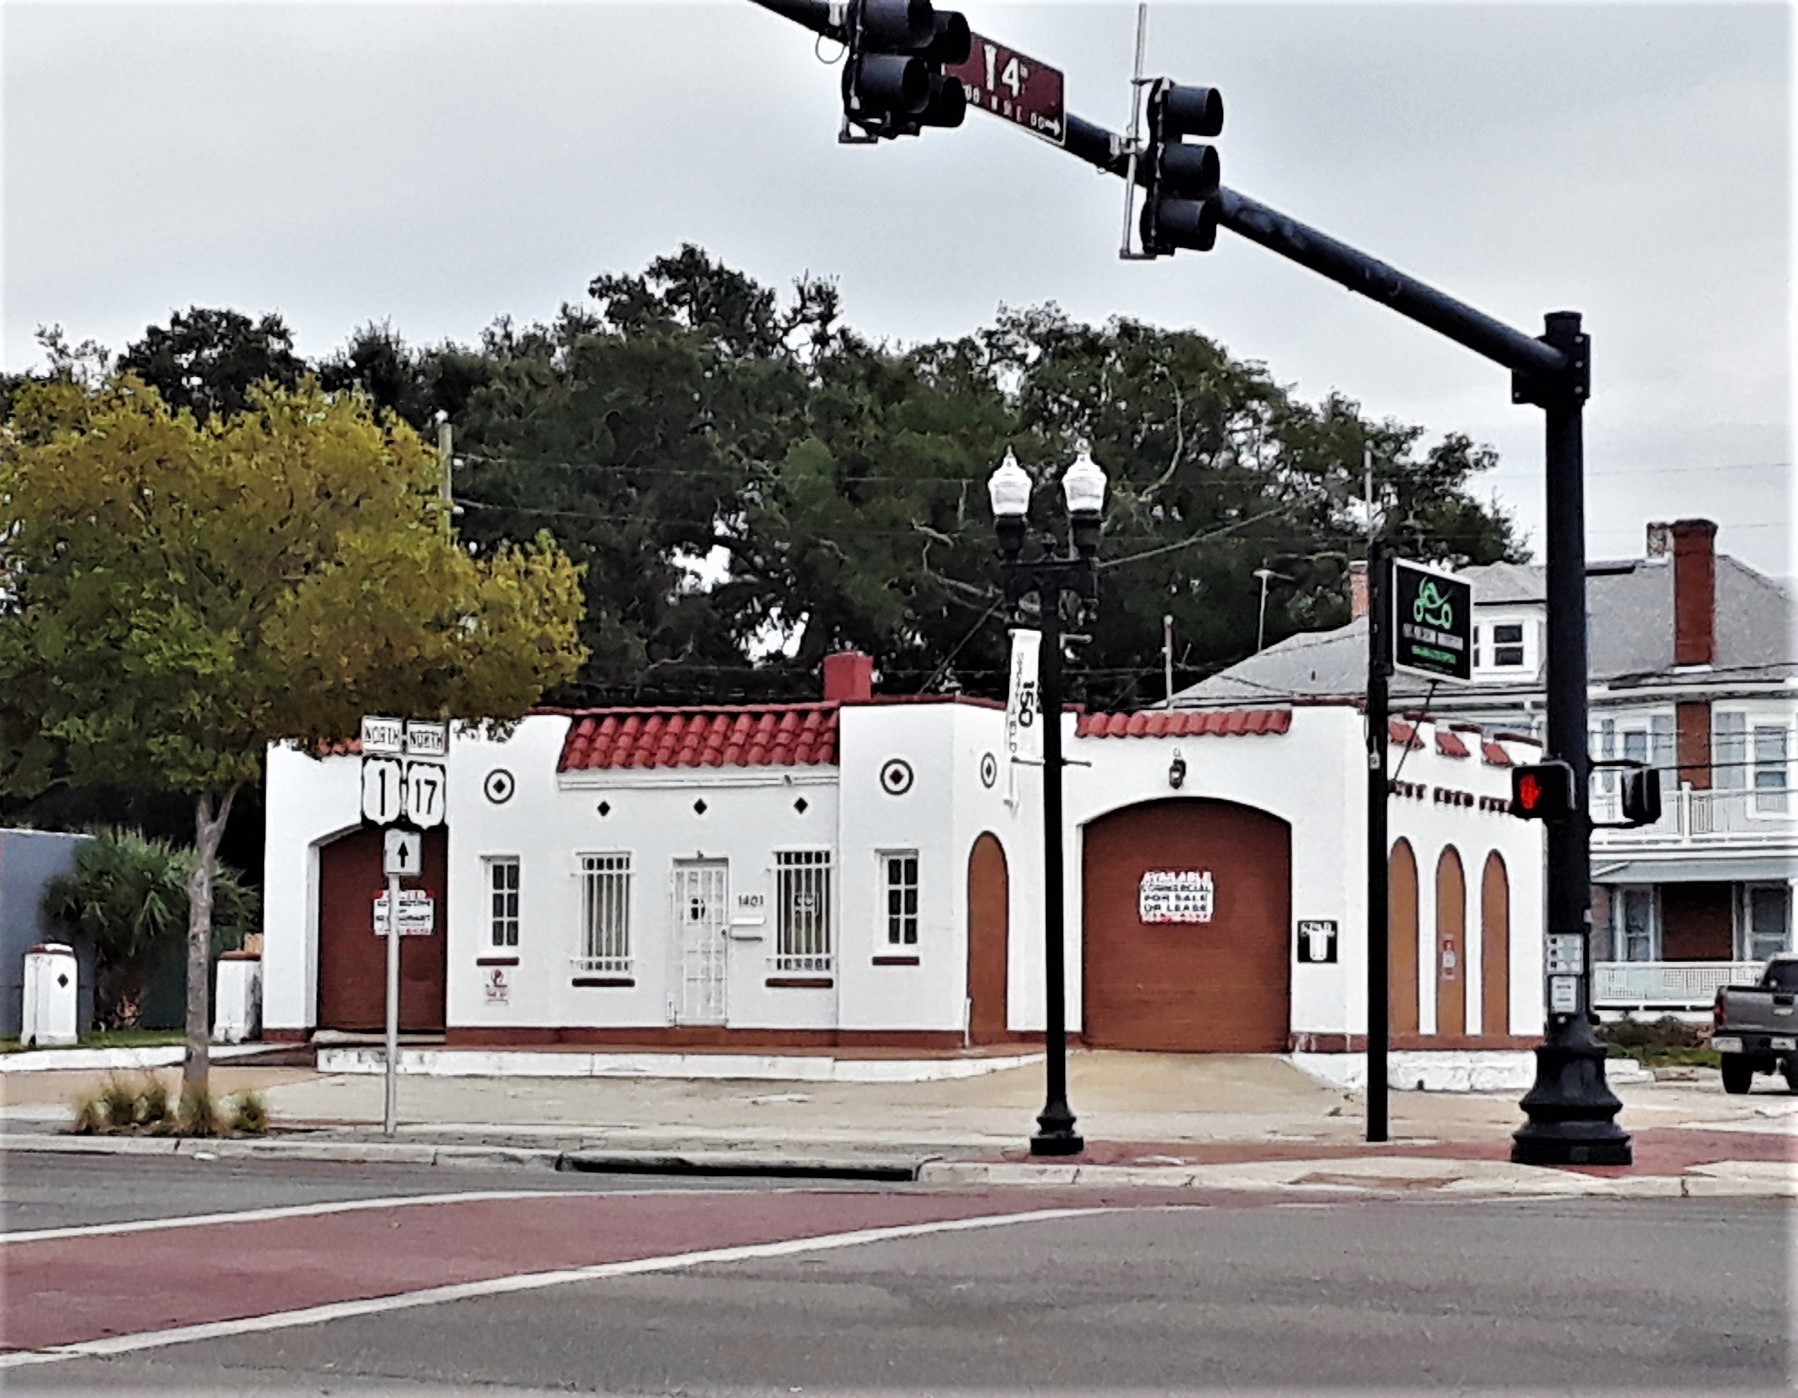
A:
[[672, 860, 729, 1025]]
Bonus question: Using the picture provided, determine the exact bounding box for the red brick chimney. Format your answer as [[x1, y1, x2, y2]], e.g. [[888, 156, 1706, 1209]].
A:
[[822, 650, 874, 703], [1670, 519, 1718, 667], [1348, 562, 1370, 620]]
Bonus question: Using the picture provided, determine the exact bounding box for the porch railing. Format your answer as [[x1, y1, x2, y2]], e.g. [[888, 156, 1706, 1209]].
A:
[[1591, 785, 1793, 845], [1592, 960, 1763, 1011]]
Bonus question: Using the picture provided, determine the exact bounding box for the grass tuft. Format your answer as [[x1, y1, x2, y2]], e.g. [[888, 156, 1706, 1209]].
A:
[[230, 1091, 269, 1136], [177, 1088, 221, 1138]]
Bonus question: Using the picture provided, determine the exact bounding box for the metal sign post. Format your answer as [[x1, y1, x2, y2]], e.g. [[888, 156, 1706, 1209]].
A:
[[359, 717, 448, 1141]]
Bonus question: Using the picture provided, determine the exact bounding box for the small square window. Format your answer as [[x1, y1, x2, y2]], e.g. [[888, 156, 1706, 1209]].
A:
[[1491, 623, 1526, 668]]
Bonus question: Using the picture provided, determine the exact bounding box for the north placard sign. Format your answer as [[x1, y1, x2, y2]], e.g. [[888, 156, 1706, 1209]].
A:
[[948, 35, 1065, 145], [1391, 559, 1472, 683]]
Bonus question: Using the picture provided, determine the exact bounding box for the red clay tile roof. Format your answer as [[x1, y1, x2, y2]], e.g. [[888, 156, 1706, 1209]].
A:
[[1076, 709, 1292, 739], [1434, 730, 1471, 758], [558, 704, 839, 772], [1389, 720, 1425, 749], [1481, 740, 1515, 768]]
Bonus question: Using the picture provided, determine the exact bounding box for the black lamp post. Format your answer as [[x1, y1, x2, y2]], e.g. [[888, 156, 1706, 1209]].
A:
[[988, 444, 1108, 1158]]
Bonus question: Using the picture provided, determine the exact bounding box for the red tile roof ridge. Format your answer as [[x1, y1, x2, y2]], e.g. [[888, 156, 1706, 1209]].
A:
[[1076, 708, 1293, 739]]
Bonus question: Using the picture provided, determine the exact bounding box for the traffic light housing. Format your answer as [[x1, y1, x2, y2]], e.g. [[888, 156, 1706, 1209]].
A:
[[843, 0, 970, 140], [1139, 79, 1224, 255], [1619, 765, 1662, 828], [1511, 761, 1577, 821]]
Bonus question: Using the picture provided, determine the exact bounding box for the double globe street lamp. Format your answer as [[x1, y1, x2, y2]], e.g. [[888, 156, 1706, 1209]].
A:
[[986, 443, 1108, 1157]]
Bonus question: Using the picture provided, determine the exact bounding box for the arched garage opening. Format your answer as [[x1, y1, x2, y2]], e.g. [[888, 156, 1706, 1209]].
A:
[[966, 833, 1010, 1043], [1081, 798, 1291, 1052], [1390, 839, 1419, 1036], [316, 825, 448, 1032], [1482, 852, 1510, 1037]]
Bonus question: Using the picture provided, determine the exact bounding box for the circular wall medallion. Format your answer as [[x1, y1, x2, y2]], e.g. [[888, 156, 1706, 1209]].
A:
[[979, 752, 998, 789], [879, 758, 915, 796], [482, 769, 515, 804]]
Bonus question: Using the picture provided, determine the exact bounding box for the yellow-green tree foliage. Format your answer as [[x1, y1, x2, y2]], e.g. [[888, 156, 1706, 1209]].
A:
[[0, 375, 586, 1098]]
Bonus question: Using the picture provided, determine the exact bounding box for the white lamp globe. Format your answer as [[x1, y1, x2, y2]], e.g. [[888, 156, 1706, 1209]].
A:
[[987, 450, 1032, 519], [1061, 443, 1108, 515]]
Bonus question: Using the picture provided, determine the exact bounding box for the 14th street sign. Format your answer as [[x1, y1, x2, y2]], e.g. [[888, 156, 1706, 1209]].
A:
[[948, 35, 1066, 145]]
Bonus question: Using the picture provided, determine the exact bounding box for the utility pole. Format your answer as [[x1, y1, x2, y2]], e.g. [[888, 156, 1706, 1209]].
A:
[[1162, 613, 1175, 708], [436, 411, 453, 511]]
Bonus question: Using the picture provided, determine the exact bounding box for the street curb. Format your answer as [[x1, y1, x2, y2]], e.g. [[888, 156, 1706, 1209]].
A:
[[0, 1133, 560, 1171], [557, 1150, 930, 1182]]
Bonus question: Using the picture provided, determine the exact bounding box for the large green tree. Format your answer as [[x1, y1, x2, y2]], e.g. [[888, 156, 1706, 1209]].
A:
[[0, 376, 586, 1104]]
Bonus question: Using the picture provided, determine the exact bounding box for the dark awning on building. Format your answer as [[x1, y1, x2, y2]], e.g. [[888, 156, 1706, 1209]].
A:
[[1592, 855, 1798, 885]]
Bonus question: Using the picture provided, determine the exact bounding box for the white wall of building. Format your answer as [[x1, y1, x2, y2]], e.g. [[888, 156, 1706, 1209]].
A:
[[261, 743, 363, 1033], [261, 700, 1545, 1046]]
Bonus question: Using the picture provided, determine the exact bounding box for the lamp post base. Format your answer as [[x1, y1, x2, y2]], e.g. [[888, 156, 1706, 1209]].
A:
[[1030, 1101, 1084, 1157], [1511, 1028, 1633, 1167]]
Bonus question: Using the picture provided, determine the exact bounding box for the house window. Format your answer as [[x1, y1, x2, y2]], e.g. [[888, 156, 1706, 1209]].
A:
[[1606, 886, 1658, 962], [775, 850, 832, 972], [1740, 884, 1792, 962], [486, 857, 520, 947], [1714, 712, 1747, 791], [882, 852, 920, 946], [577, 853, 631, 973], [1751, 725, 1790, 814], [1490, 622, 1526, 668]]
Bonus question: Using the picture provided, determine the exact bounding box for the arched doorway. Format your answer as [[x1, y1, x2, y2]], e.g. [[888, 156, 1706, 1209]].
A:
[[1390, 839, 1419, 1036], [966, 833, 1010, 1043], [1436, 846, 1466, 1037], [1082, 798, 1291, 1052], [1481, 852, 1510, 1037], [316, 825, 449, 1032]]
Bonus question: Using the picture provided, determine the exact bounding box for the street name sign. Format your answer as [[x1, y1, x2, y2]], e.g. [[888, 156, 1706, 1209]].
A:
[[949, 36, 1065, 145], [1391, 559, 1472, 683]]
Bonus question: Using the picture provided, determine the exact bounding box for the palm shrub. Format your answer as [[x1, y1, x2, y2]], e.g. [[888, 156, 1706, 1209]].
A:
[[42, 829, 259, 1030]]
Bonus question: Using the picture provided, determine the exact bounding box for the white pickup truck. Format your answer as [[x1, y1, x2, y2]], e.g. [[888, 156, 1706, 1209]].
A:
[[1711, 954, 1798, 1094]]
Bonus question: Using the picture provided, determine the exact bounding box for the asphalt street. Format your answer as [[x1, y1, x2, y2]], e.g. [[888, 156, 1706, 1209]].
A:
[[2, 1154, 1791, 1396]]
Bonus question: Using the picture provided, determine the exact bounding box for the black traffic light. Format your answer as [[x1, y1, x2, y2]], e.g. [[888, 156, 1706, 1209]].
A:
[[1139, 79, 1224, 256], [1619, 765, 1662, 828], [1510, 761, 1577, 821], [843, 0, 970, 140]]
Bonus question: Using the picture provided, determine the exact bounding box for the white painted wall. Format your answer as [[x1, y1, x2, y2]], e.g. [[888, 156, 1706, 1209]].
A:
[[261, 743, 363, 1033], [261, 702, 1545, 1045]]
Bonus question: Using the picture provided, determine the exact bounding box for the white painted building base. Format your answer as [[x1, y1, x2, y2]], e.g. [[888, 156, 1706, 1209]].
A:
[[315, 1046, 1041, 1084], [0, 1043, 284, 1074], [1288, 1050, 1653, 1094]]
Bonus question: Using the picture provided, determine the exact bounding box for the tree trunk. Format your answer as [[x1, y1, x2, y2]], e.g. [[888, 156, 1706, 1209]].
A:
[[182, 787, 238, 1107]]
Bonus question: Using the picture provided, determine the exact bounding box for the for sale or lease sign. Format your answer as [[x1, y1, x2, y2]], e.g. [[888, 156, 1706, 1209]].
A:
[[1139, 870, 1215, 925]]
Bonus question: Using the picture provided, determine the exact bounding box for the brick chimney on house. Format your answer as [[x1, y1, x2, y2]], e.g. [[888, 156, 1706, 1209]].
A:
[[1663, 519, 1719, 790], [1670, 518, 1718, 667], [822, 650, 874, 703], [1348, 561, 1370, 620]]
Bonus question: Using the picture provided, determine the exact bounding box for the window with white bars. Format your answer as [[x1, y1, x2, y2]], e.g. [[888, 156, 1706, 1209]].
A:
[[775, 850, 832, 972], [576, 854, 632, 973], [486, 857, 519, 948], [882, 851, 919, 946]]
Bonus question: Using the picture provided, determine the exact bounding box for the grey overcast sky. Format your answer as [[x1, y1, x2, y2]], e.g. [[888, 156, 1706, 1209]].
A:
[[3, 0, 1792, 574]]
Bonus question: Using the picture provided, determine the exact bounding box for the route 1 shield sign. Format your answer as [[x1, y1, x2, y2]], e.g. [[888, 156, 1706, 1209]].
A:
[[1391, 560, 1473, 683]]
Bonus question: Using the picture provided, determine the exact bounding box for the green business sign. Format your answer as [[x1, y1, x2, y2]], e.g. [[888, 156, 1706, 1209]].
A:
[[1391, 559, 1472, 682]]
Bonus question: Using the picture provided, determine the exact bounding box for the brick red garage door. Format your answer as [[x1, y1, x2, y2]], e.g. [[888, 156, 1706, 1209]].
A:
[[316, 826, 448, 1033], [1082, 799, 1291, 1052]]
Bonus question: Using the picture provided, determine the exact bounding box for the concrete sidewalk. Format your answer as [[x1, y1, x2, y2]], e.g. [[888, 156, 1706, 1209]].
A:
[[5, 1051, 1792, 1197]]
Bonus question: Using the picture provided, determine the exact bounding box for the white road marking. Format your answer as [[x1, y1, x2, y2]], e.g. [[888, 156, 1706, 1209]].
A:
[[0, 1185, 586, 1243], [0, 1206, 1122, 1369]]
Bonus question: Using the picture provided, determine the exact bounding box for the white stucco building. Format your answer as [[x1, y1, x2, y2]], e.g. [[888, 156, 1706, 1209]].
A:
[[262, 651, 1546, 1072]]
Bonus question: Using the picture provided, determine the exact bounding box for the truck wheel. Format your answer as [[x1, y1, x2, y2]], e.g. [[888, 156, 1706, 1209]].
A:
[[1721, 1055, 1754, 1095]]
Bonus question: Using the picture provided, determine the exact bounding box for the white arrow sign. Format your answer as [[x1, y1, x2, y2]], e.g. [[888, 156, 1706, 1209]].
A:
[[361, 757, 403, 825], [384, 826, 423, 877]]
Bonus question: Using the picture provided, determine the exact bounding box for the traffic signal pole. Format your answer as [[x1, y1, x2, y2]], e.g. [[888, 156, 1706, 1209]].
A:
[[747, 0, 1630, 1165]]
